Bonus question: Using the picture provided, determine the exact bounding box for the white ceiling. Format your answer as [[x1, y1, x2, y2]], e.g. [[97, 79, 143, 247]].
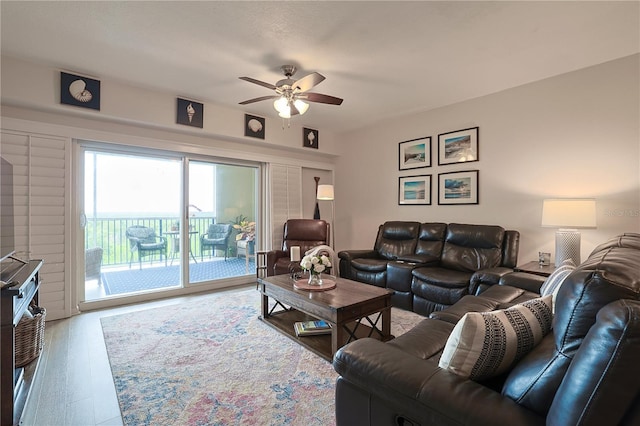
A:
[[1, 1, 638, 134]]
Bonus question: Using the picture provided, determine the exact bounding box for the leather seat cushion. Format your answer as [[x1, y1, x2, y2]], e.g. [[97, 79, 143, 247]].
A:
[[412, 280, 468, 306], [387, 318, 455, 360], [429, 295, 499, 324], [412, 267, 472, 288], [351, 258, 388, 272]]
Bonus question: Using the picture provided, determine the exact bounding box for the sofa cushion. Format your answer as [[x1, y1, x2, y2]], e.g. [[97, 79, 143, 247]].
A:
[[440, 223, 505, 272], [374, 221, 421, 260], [428, 295, 499, 324], [387, 318, 455, 360], [438, 295, 553, 381]]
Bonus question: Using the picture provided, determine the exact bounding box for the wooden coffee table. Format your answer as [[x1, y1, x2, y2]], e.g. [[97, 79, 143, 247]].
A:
[[257, 274, 394, 362]]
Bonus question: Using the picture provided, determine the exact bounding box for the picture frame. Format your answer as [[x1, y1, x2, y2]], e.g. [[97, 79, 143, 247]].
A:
[[399, 175, 432, 205], [399, 137, 431, 170], [176, 98, 203, 128], [244, 114, 265, 139], [303, 128, 319, 149], [437, 127, 479, 165], [60, 71, 100, 110], [438, 170, 479, 205]]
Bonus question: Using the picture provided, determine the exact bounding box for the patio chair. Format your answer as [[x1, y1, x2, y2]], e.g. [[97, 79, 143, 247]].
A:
[[85, 247, 104, 285], [126, 225, 168, 269], [200, 223, 233, 261]]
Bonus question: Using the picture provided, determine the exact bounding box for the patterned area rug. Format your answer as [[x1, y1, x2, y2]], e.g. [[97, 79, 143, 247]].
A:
[[101, 287, 424, 425], [102, 257, 256, 295]]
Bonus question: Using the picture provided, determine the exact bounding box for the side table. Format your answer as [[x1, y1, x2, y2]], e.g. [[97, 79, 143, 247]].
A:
[[514, 261, 556, 278]]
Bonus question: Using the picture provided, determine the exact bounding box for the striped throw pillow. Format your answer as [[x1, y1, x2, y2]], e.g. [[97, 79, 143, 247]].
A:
[[540, 259, 576, 297], [439, 295, 553, 381]]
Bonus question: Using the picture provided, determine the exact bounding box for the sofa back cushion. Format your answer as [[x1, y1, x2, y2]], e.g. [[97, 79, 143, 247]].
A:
[[282, 219, 329, 253], [415, 222, 447, 258], [501, 230, 520, 268], [546, 299, 640, 425], [374, 221, 420, 260], [440, 224, 505, 272], [502, 233, 640, 415]]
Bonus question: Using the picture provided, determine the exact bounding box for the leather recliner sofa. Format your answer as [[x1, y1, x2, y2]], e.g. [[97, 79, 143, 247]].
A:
[[333, 233, 640, 426], [338, 221, 519, 315]]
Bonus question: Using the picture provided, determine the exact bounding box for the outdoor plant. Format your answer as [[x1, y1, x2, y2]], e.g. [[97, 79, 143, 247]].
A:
[[233, 215, 255, 241]]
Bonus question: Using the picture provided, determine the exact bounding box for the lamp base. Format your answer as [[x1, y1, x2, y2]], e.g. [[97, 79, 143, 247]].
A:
[[555, 229, 581, 266]]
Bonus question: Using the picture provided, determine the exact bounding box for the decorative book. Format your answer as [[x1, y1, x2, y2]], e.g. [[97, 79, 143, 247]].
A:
[[294, 320, 332, 336]]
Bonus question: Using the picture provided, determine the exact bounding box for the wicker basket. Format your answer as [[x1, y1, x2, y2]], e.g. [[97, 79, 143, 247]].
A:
[[15, 307, 46, 367]]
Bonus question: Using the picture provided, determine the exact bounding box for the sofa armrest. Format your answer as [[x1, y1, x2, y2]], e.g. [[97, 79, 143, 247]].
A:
[[333, 338, 544, 426], [265, 249, 288, 276], [499, 272, 546, 294], [338, 249, 379, 261], [470, 267, 515, 295], [338, 250, 380, 279]]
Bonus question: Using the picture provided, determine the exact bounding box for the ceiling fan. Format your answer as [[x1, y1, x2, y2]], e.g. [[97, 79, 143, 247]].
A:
[[239, 65, 343, 118]]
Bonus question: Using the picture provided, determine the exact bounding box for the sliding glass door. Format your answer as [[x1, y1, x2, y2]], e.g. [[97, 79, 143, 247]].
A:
[[187, 160, 258, 284], [81, 146, 259, 301]]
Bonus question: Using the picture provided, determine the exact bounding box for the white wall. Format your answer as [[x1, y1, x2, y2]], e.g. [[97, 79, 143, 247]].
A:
[[1, 55, 341, 157], [335, 54, 640, 263]]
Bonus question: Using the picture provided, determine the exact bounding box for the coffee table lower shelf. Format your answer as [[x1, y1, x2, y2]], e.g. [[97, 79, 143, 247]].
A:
[[259, 309, 388, 362]]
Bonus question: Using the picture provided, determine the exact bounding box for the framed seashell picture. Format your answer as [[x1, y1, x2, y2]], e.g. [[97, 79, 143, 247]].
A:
[[60, 72, 100, 110], [244, 114, 265, 139], [177, 98, 203, 128], [303, 128, 319, 149]]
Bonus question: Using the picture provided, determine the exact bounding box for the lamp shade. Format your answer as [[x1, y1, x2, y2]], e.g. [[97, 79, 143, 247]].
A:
[[541, 199, 596, 228], [317, 184, 334, 200]]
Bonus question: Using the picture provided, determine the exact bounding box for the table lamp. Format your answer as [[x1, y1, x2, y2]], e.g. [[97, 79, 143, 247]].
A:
[[541, 199, 596, 266]]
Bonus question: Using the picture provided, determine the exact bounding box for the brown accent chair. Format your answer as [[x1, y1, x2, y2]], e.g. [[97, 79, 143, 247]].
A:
[[266, 219, 330, 276]]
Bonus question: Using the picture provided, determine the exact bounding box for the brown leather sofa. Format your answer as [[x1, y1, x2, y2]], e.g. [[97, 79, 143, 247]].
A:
[[333, 233, 640, 426], [338, 222, 519, 315], [265, 219, 330, 276]]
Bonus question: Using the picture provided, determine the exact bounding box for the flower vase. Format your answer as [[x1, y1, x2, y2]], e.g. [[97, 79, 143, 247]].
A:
[[308, 273, 323, 286]]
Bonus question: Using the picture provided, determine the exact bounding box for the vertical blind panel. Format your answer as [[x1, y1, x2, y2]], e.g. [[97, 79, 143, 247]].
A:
[[1, 130, 68, 320], [269, 164, 302, 250]]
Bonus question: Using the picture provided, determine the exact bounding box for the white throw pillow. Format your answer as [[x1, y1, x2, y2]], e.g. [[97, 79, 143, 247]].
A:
[[439, 295, 553, 381]]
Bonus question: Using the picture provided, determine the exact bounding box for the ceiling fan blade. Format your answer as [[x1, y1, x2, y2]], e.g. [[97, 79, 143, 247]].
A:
[[239, 76, 277, 91], [293, 72, 325, 93], [239, 95, 279, 105], [302, 92, 344, 105]]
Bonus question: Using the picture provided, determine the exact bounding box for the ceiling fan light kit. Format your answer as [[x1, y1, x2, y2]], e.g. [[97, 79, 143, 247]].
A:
[[239, 65, 343, 122]]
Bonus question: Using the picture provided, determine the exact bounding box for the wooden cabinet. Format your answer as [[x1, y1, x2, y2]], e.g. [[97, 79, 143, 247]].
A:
[[1, 259, 43, 426]]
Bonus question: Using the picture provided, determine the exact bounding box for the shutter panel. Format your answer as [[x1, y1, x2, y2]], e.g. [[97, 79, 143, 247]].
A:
[[269, 164, 302, 250], [1, 131, 69, 320]]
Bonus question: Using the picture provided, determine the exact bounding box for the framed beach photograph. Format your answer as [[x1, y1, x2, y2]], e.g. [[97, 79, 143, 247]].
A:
[[438, 127, 479, 165], [399, 137, 431, 170], [438, 170, 479, 205], [399, 175, 432, 205]]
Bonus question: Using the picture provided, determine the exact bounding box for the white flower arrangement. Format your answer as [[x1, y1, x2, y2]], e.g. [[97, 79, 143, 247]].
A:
[[300, 254, 332, 275]]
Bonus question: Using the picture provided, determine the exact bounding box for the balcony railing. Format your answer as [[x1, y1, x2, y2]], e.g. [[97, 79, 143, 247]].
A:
[[84, 216, 217, 267]]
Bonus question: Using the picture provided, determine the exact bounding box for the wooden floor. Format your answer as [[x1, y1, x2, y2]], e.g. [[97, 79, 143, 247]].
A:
[[22, 286, 251, 425]]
